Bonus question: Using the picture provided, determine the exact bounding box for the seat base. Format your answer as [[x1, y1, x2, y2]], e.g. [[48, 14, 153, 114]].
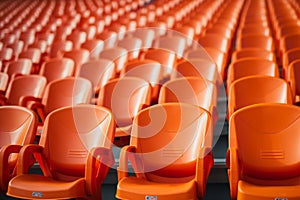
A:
[[238, 181, 300, 200], [7, 174, 87, 199], [116, 176, 197, 200]]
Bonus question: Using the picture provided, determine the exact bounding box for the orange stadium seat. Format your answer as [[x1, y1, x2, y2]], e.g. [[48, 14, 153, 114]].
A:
[[39, 58, 74, 83], [227, 103, 300, 200], [227, 58, 279, 90], [0, 106, 37, 192], [26, 77, 92, 125], [97, 77, 151, 146], [116, 103, 213, 199], [0, 75, 46, 106], [7, 104, 115, 199], [228, 76, 293, 117]]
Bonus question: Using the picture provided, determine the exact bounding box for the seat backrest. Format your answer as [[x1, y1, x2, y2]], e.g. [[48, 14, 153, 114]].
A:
[[132, 29, 155, 49], [173, 59, 218, 84], [5, 59, 32, 79], [130, 103, 211, 179], [117, 37, 142, 60], [18, 48, 41, 64], [236, 35, 274, 51], [120, 59, 161, 86], [159, 77, 215, 112], [81, 39, 104, 58], [185, 47, 226, 78], [0, 48, 13, 61], [158, 36, 186, 57], [40, 104, 115, 178], [282, 34, 300, 53], [63, 49, 90, 76], [143, 49, 176, 77], [230, 103, 300, 180], [39, 58, 75, 83], [282, 48, 300, 77], [232, 49, 276, 62], [287, 59, 300, 98], [99, 47, 128, 73], [78, 59, 115, 93], [97, 77, 151, 127], [228, 76, 293, 117], [6, 75, 47, 105], [198, 33, 230, 53], [227, 58, 279, 87], [49, 40, 73, 58], [0, 105, 37, 148], [0, 72, 8, 92], [42, 77, 92, 115]]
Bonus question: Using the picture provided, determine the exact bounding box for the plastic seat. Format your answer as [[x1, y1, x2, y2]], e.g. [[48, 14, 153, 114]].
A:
[[116, 103, 213, 200], [132, 29, 155, 50], [77, 59, 116, 95], [228, 76, 293, 117], [97, 77, 151, 147], [236, 35, 274, 51], [39, 58, 75, 83], [237, 26, 271, 37], [227, 58, 279, 89], [18, 48, 42, 74], [117, 37, 142, 60], [81, 39, 104, 59], [0, 75, 46, 106], [120, 59, 161, 104], [27, 77, 92, 124], [231, 48, 276, 63], [66, 31, 87, 50], [0, 72, 8, 93], [99, 47, 128, 75], [173, 59, 219, 85], [227, 103, 300, 200], [185, 47, 227, 80], [143, 48, 176, 80], [282, 48, 300, 78], [19, 31, 35, 50], [287, 59, 300, 103], [159, 77, 217, 123], [63, 49, 90, 76], [277, 25, 300, 40], [158, 35, 187, 58], [198, 33, 231, 53], [7, 104, 115, 199], [49, 40, 73, 58], [0, 106, 37, 192], [0, 47, 13, 66], [4, 59, 32, 80], [173, 25, 195, 46], [97, 30, 118, 49], [279, 34, 300, 55], [7, 41, 24, 60], [205, 26, 233, 39]]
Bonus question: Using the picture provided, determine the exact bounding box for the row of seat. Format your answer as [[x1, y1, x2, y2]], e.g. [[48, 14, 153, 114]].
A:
[[0, 0, 226, 199], [227, 0, 300, 199], [3, 1, 234, 199]]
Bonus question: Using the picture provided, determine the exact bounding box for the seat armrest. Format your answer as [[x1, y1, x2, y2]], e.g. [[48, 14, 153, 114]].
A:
[[85, 147, 115, 195], [28, 100, 46, 123], [16, 144, 51, 177], [19, 96, 41, 107], [117, 145, 137, 181], [227, 148, 239, 199], [196, 147, 213, 198], [0, 94, 7, 106], [0, 144, 22, 192]]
